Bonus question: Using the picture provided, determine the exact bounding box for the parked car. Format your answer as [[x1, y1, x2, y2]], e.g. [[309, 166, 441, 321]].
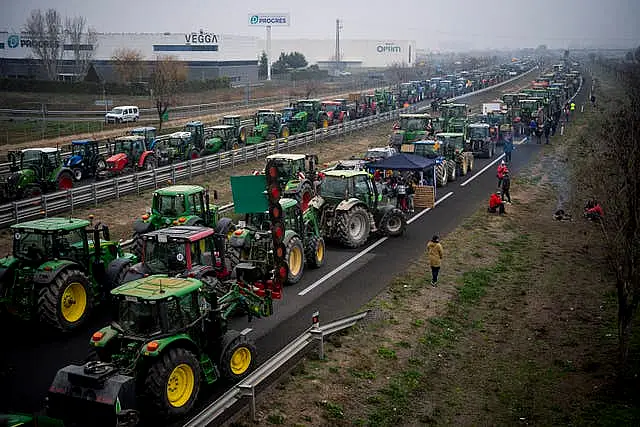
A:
[[364, 146, 397, 162], [105, 106, 139, 124]]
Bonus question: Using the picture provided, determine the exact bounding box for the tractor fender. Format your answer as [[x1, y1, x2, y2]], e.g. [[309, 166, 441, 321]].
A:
[[142, 333, 198, 357], [335, 198, 365, 212], [184, 215, 204, 226], [374, 205, 395, 222], [282, 229, 298, 246], [64, 154, 82, 168], [133, 218, 154, 235], [137, 151, 154, 168], [188, 265, 216, 280], [105, 257, 134, 285], [32, 260, 79, 285], [53, 167, 74, 182], [308, 195, 325, 210]]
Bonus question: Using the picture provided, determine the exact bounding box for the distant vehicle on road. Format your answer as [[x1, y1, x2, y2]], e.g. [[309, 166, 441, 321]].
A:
[[105, 106, 139, 124]]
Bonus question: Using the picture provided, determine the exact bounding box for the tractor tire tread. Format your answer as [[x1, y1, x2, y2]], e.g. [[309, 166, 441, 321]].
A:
[[305, 235, 326, 268], [285, 236, 305, 285], [335, 206, 370, 248], [219, 331, 257, 382], [37, 268, 92, 332]]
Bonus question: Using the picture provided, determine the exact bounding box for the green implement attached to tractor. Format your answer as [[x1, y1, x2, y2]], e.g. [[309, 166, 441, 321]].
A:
[[229, 174, 326, 285], [0, 148, 75, 201], [0, 217, 136, 332], [131, 185, 229, 259], [308, 170, 406, 248]]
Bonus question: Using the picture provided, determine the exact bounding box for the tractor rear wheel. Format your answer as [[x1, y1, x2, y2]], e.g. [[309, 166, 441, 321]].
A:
[[468, 156, 474, 172], [219, 331, 257, 382], [108, 260, 133, 290], [436, 164, 448, 187], [379, 209, 406, 237], [448, 161, 457, 181], [145, 347, 201, 416], [144, 156, 157, 170], [335, 206, 370, 248], [285, 236, 304, 284], [131, 231, 145, 260], [460, 159, 468, 176], [38, 268, 92, 332], [57, 171, 74, 190], [305, 235, 326, 268], [306, 122, 317, 132], [24, 186, 42, 199]]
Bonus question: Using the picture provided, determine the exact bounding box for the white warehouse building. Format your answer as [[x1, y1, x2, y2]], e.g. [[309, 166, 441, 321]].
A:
[[0, 30, 416, 82]]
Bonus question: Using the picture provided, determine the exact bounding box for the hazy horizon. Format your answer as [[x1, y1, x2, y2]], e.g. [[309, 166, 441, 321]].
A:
[[3, 0, 639, 51]]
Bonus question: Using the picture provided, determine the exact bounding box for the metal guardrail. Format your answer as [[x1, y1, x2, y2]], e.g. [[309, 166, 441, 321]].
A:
[[0, 67, 538, 229], [183, 310, 370, 427]]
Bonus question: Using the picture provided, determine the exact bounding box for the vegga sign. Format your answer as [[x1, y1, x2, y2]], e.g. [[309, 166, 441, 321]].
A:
[[248, 13, 290, 27], [184, 30, 218, 44]]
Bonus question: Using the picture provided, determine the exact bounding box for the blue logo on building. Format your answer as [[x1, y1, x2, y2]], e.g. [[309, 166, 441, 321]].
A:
[[250, 15, 259, 24], [7, 35, 19, 48]]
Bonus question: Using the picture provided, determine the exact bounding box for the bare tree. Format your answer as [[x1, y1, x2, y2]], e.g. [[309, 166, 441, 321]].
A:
[[112, 48, 145, 83], [150, 55, 187, 130], [304, 80, 322, 98], [571, 65, 640, 367], [24, 8, 64, 80], [64, 16, 97, 79]]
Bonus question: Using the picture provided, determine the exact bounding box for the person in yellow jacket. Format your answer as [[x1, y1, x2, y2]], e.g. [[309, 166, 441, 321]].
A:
[[427, 234, 444, 287], [570, 102, 576, 111]]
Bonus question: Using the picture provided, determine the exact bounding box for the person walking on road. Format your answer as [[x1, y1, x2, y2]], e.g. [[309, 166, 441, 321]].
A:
[[544, 120, 551, 144], [427, 235, 444, 287], [497, 160, 508, 188], [503, 132, 514, 163], [528, 119, 537, 137], [501, 171, 512, 203]]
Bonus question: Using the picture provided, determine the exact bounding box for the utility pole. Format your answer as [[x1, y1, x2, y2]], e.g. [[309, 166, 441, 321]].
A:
[[335, 19, 343, 74]]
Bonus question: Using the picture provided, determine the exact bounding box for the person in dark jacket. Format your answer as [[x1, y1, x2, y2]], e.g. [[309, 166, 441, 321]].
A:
[[501, 171, 511, 203], [543, 120, 551, 144]]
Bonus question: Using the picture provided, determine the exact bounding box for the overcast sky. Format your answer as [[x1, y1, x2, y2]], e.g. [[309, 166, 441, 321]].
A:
[[3, 0, 639, 50]]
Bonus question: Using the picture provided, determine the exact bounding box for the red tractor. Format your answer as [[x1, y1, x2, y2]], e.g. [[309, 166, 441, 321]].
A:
[[100, 135, 157, 178], [321, 101, 349, 125]]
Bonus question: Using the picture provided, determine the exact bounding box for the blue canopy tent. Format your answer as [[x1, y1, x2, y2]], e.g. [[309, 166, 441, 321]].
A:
[[366, 153, 439, 202]]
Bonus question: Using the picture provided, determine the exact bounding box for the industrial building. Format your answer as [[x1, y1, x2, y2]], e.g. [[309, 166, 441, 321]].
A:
[[0, 30, 416, 82]]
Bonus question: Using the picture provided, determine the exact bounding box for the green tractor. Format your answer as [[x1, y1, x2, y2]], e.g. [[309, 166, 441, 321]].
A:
[[198, 124, 242, 155], [401, 139, 455, 187], [309, 170, 406, 248], [264, 153, 320, 211], [292, 100, 330, 129], [0, 148, 74, 201], [249, 109, 291, 142], [131, 185, 231, 259], [229, 173, 325, 285], [151, 131, 201, 166], [389, 113, 435, 150], [439, 103, 469, 133], [221, 115, 253, 145], [436, 132, 475, 177], [0, 217, 136, 332], [46, 275, 265, 425]]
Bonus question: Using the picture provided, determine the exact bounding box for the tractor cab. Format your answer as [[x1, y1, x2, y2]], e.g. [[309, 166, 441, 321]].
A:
[[407, 140, 444, 159], [14, 147, 62, 177], [184, 121, 205, 145], [435, 132, 465, 155], [280, 107, 296, 123], [440, 103, 468, 121], [222, 115, 242, 128], [255, 109, 280, 127], [146, 185, 215, 227], [129, 126, 157, 147]]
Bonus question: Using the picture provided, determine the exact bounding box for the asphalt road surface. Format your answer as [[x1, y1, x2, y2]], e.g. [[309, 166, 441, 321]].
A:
[[0, 71, 589, 426]]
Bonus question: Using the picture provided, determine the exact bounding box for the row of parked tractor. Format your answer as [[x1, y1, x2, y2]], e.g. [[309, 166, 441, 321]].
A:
[[0, 59, 534, 426], [0, 63, 523, 205]]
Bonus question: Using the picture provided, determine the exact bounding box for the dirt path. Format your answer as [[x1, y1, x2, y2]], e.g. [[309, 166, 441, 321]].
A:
[[226, 78, 630, 426]]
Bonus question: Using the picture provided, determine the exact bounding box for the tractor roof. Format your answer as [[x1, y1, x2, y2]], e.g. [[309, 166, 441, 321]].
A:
[[169, 131, 191, 139], [185, 121, 203, 126], [323, 169, 368, 178], [115, 135, 145, 142], [257, 109, 275, 113], [296, 99, 320, 102], [321, 101, 341, 105], [111, 275, 202, 300], [468, 123, 490, 128], [22, 147, 58, 154], [280, 198, 298, 210], [154, 185, 204, 196], [210, 124, 234, 130], [71, 139, 94, 145], [333, 98, 347, 102], [223, 114, 241, 119], [11, 217, 90, 232], [442, 103, 467, 107], [266, 153, 306, 161], [435, 132, 464, 138], [132, 126, 156, 132], [282, 107, 295, 111], [399, 113, 431, 119], [143, 226, 215, 242], [412, 140, 439, 145]]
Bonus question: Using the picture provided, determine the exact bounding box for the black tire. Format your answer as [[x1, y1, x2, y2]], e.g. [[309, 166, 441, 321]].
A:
[[219, 331, 257, 382], [436, 164, 448, 187], [297, 182, 314, 212], [448, 160, 457, 182], [37, 268, 92, 332], [110, 261, 136, 288], [306, 122, 317, 132], [72, 168, 83, 181], [131, 231, 144, 260], [305, 235, 326, 268], [379, 209, 406, 237], [285, 236, 304, 285], [335, 206, 370, 249], [145, 347, 201, 416]]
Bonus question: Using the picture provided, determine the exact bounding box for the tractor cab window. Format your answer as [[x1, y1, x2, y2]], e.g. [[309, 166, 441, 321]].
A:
[[414, 144, 440, 158], [284, 206, 301, 231], [132, 141, 145, 155], [323, 104, 338, 112], [54, 228, 86, 261], [400, 118, 425, 131], [13, 230, 53, 262], [117, 300, 161, 336], [273, 161, 292, 179], [354, 175, 371, 203], [189, 193, 204, 216], [319, 176, 348, 199], [165, 294, 199, 331], [258, 114, 275, 126], [469, 127, 488, 139], [144, 240, 188, 274], [247, 211, 271, 231], [156, 194, 186, 217]]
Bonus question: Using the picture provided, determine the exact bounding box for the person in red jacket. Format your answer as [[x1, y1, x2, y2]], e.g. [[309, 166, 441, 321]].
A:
[[584, 199, 603, 221], [488, 190, 505, 215], [497, 160, 508, 188]]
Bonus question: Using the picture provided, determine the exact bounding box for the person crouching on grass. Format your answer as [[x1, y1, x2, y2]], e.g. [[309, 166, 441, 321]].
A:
[[488, 190, 506, 215], [427, 235, 443, 287]]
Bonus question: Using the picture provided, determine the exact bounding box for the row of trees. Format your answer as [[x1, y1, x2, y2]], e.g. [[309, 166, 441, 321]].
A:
[[24, 8, 97, 80], [258, 51, 309, 78]]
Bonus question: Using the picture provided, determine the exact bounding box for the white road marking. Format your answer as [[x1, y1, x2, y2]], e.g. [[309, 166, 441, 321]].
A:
[[298, 192, 454, 296]]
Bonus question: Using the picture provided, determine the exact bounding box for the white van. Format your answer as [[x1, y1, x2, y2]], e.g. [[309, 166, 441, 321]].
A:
[[105, 106, 139, 124]]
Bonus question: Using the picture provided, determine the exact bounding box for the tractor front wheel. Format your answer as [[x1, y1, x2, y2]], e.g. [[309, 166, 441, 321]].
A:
[[298, 182, 314, 212], [335, 206, 370, 248], [436, 164, 448, 187], [305, 235, 326, 268], [219, 331, 257, 382], [379, 209, 406, 237], [131, 231, 145, 260], [72, 168, 83, 181], [38, 268, 92, 332], [145, 347, 201, 416], [285, 236, 305, 285]]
